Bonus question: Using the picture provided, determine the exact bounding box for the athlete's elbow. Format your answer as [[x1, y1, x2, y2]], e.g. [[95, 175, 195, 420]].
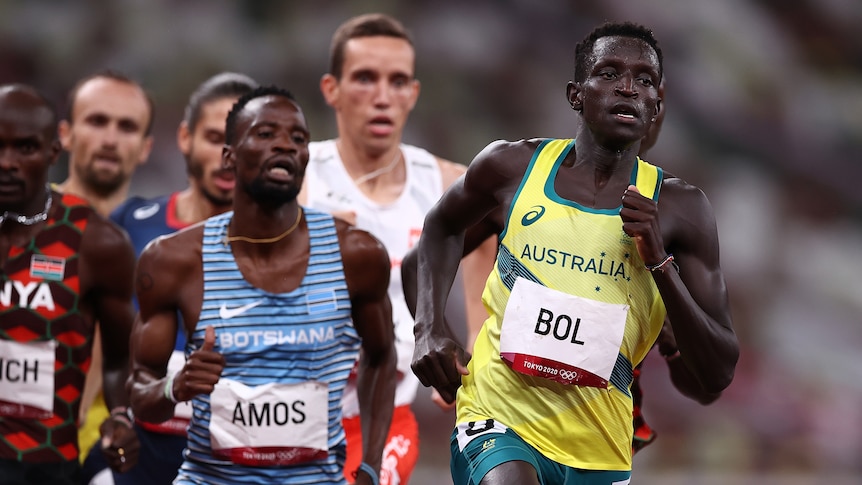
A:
[[704, 352, 739, 394]]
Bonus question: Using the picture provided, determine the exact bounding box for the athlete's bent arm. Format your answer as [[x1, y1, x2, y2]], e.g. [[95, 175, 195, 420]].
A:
[[621, 180, 738, 393], [129, 229, 225, 424], [81, 215, 139, 472], [655, 318, 721, 404], [340, 225, 397, 482], [412, 142, 514, 404]]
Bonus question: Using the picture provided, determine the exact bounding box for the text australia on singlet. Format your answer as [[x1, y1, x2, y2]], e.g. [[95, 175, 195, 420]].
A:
[[519, 243, 629, 280]]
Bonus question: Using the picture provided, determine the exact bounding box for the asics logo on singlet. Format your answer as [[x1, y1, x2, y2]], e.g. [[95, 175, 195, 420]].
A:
[[132, 203, 160, 220], [219, 300, 263, 319], [521, 205, 545, 226]]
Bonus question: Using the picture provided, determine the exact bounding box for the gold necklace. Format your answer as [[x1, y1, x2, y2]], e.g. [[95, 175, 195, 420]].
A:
[[224, 206, 303, 244]]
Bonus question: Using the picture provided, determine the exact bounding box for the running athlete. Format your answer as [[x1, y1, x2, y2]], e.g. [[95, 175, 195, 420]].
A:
[[300, 13, 495, 485], [0, 84, 139, 484], [129, 86, 396, 484], [93, 72, 257, 484], [400, 77, 721, 459], [53, 70, 154, 476], [411, 22, 739, 484]]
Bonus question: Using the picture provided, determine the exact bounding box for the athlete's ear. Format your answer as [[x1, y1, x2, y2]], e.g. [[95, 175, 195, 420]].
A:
[[177, 120, 191, 157], [58, 120, 72, 150], [406, 77, 420, 112], [48, 139, 61, 166], [320, 74, 339, 108], [566, 81, 583, 112], [222, 145, 235, 171]]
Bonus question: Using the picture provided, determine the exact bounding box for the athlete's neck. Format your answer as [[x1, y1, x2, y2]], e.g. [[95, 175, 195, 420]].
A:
[[175, 187, 231, 225], [335, 138, 405, 203], [55, 178, 128, 217]]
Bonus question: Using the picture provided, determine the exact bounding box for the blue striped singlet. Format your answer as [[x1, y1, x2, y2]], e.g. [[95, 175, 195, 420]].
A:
[[175, 209, 360, 485]]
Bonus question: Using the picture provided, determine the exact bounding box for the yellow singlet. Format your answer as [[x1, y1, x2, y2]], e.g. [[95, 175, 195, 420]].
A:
[[457, 139, 666, 470]]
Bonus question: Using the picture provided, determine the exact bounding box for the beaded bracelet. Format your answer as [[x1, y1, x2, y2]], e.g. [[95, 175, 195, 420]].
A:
[[356, 462, 380, 485], [164, 371, 179, 403], [646, 254, 679, 274]]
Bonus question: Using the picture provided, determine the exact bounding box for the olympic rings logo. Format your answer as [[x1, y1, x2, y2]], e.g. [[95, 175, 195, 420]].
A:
[[558, 369, 578, 381]]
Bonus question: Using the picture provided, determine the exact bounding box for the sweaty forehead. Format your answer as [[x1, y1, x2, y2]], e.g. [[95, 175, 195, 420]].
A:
[[590, 36, 659, 71]]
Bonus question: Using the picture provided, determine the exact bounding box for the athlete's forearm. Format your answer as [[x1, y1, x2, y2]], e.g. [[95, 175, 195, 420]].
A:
[[102, 360, 131, 411], [414, 211, 467, 336], [357, 342, 397, 472], [129, 369, 177, 423], [652, 270, 738, 393]]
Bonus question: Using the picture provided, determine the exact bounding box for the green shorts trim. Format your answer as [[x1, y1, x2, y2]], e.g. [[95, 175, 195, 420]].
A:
[[449, 421, 631, 485]]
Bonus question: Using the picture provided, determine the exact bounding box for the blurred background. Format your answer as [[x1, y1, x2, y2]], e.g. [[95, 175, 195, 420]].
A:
[[3, 0, 860, 483]]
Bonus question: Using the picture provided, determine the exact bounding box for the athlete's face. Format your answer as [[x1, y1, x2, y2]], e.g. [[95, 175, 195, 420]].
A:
[[226, 96, 310, 205], [59, 77, 152, 196], [571, 36, 661, 150], [0, 89, 60, 214], [179, 97, 237, 207], [321, 36, 419, 157]]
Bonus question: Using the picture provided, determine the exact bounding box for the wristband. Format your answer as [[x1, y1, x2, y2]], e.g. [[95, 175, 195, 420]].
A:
[[164, 370, 179, 403], [646, 254, 679, 274], [109, 406, 134, 427], [356, 462, 380, 485]]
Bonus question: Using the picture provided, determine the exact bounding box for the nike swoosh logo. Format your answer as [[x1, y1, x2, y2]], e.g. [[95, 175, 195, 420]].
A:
[[521, 205, 545, 226], [218, 300, 263, 319], [132, 203, 160, 220]]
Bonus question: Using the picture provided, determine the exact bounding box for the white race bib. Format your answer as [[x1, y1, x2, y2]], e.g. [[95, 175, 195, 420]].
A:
[[210, 379, 329, 466], [499, 278, 627, 387], [137, 350, 192, 436], [0, 339, 56, 418]]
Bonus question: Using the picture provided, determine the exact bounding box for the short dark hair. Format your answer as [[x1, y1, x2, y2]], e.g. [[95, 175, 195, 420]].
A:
[[328, 13, 413, 79], [183, 72, 258, 132], [574, 22, 663, 83], [224, 85, 297, 145], [0, 83, 58, 139], [66, 69, 156, 135]]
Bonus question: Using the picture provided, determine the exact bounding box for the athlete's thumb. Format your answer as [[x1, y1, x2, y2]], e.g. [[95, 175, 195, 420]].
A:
[[627, 184, 641, 195], [202, 325, 216, 351], [456, 349, 471, 376]]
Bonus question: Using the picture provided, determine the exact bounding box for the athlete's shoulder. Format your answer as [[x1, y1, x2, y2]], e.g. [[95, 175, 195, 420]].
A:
[[478, 137, 549, 160], [56, 190, 91, 209], [334, 218, 390, 291], [50, 190, 97, 222], [110, 194, 172, 226], [467, 138, 549, 178], [138, 218, 205, 269], [79, 207, 135, 269]]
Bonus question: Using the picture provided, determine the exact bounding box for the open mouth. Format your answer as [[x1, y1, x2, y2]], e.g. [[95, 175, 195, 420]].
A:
[[264, 158, 296, 182], [213, 170, 235, 191], [368, 115, 395, 136], [610, 104, 638, 121], [611, 104, 638, 123]]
